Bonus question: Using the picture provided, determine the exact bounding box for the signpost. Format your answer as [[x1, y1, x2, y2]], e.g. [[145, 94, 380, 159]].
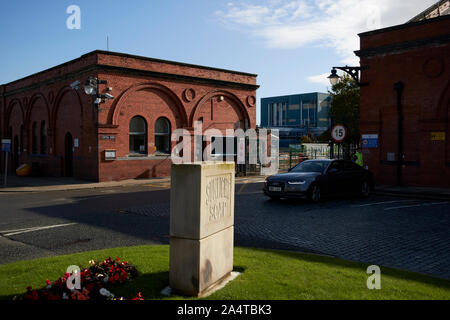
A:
[[2, 139, 11, 186], [331, 124, 347, 143], [362, 134, 379, 148]]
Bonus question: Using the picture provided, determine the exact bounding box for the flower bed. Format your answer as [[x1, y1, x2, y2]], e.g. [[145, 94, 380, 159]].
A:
[[22, 257, 142, 300]]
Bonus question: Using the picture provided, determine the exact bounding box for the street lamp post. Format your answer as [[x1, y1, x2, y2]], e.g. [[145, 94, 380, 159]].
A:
[[327, 66, 369, 87], [394, 81, 404, 186], [327, 65, 369, 161]]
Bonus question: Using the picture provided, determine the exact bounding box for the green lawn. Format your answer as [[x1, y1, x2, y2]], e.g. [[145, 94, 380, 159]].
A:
[[0, 245, 449, 300]]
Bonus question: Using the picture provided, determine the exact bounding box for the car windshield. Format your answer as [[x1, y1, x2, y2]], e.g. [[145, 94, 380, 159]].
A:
[[290, 161, 329, 173]]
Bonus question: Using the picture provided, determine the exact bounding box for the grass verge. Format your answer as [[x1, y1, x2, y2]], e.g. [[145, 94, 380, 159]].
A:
[[0, 245, 449, 300]]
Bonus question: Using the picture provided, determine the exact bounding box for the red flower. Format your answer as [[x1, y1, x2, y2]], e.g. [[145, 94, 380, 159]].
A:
[[119, 270, 128, 282], [30, 290, 39, 300], [86, 283, 96, 292], [47, 293, 60, 300], [56, 279, 64, 287], [22, 256, 138, 301], [132, 292, 144, 300]]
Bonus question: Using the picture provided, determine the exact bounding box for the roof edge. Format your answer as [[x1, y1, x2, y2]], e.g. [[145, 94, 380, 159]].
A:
[[261, 92, 330, 100], [1, 50, 258, 88], [92, 50, 258, 77], [358, 14, 450, 38]]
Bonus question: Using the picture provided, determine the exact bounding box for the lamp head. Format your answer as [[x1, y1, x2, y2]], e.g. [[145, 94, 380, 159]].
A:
[[84, 77, 98, 96], [327, 69, 340, 86]]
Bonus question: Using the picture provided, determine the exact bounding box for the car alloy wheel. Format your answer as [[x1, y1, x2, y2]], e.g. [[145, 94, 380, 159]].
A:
[[309, 184, 321, 202], [361, 181, 370, 197]]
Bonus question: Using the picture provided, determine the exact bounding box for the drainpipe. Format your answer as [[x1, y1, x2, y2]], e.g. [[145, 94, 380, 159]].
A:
[[0, 85, 4, 174], [394, 81, 404, 186]]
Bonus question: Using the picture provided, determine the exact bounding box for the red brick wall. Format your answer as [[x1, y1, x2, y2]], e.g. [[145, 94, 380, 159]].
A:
[[1, 51, 257, 182], [358, 17, 450, 187], [96, 71, 256, 182]]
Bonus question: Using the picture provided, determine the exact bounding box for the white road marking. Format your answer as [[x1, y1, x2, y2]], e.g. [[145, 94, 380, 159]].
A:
[[384, 202, 449, 211], [0, 223, 77, 237], [353, 200, 417, 207]]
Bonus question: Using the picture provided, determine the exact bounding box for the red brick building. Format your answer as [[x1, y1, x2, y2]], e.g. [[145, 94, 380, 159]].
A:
[[0, 51, 258, 181], [356, 15, 450, 187]]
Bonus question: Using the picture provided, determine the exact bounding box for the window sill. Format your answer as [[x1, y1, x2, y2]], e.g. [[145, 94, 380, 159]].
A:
[[127, 154, 148, 157], [29, 154, 50, 159], [118, 154, 172, 161]]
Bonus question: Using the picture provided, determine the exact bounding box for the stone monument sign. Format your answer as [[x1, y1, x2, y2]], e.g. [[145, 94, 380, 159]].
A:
[[169, 162, 235, 296]]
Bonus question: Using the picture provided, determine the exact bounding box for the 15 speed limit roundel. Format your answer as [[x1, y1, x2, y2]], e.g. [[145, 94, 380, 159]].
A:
[[331, 124, 347, 143]]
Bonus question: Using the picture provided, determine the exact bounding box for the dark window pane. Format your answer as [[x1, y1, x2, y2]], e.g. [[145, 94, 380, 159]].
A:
[[40, 121, 47, 154], [32, 122, 38, 154], [129, 134, 147, 154], [20, 125, 24, 153], [155, 118, 170, 134], [129, 116, 147, 154], [130, 117, 146, 134], [155, 118, 170, 154], [155, 135, 170, 154]]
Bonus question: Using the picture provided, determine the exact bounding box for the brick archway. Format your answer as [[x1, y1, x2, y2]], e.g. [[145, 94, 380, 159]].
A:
[[189, 90, 251, 128], [111, 82, 188, 128], [52, 87, 84, 155], [25, 93, 51, 131], [51, 87, 84, 129], [5, 99, 24, 133]]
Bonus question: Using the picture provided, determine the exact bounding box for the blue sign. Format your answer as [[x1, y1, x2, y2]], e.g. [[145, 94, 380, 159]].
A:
[[362, 134, 378, 149], [1, 139, 11, 152]]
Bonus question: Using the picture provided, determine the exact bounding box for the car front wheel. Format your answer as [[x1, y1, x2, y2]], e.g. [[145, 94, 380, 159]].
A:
[[308, 184, 321, 203], [361, 180, 370, 197]]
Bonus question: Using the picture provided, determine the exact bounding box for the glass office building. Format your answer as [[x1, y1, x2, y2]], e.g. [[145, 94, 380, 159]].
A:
[[260, 92, 331, 148]]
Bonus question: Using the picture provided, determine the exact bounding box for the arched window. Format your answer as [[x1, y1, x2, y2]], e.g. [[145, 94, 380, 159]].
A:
[[32, 122, 38, 154], [155, 117, 171, 154], [20, 125, 24, 154], [40, 120, 47, 154], [129, 116, 147, 155]]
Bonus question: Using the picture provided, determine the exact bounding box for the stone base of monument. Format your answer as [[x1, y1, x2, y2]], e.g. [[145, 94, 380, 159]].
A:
[[162, 271, 241, 298], [170, 226, 234, 297], [169, 162, 235, 297]]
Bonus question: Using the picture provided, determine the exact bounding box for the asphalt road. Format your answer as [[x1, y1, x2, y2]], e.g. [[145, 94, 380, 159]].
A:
[[0, 182, 449, 279]]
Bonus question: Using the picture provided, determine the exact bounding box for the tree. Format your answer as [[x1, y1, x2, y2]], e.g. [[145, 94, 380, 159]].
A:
[[317, 129, 331, 143], [300, 135, 314, 144], [328, 75, 360, 144]]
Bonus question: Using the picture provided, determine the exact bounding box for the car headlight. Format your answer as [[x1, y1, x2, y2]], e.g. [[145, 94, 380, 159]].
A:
[[287, 180, 306, 185]]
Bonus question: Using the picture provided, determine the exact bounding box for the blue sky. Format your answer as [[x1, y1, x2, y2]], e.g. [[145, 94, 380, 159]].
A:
[[0, 0, 435, 124]]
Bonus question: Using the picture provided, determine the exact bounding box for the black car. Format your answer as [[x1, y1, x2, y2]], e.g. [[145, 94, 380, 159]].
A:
[[263, 159, 374, 202]]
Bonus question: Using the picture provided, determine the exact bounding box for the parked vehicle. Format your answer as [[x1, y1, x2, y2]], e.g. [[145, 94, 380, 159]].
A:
[[263, 159, 374, 202]]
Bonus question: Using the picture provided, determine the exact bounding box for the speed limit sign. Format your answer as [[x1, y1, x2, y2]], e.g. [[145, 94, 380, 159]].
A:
[[331, 124, 347, 143]]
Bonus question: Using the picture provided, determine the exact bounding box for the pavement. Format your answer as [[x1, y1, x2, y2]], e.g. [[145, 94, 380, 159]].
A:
[[0, 175, 173, 193], [1, 174, 449, 200], [375, 184, 450, 200]]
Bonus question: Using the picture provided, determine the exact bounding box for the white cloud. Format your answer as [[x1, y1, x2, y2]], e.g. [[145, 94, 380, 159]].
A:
[[215, 0, 437, 66], [307, 72, 331, 86]]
